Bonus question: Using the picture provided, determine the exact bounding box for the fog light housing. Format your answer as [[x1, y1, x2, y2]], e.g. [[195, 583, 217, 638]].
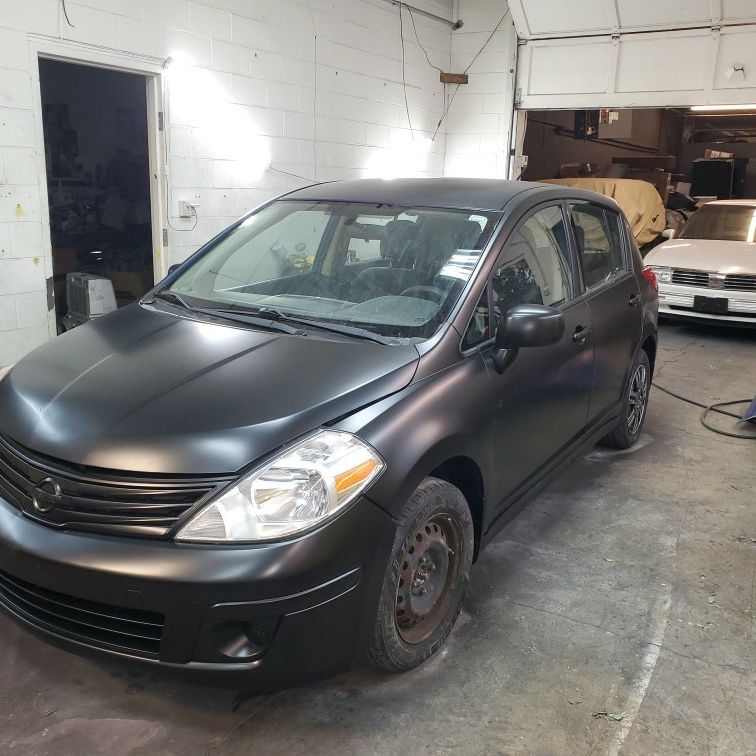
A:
[[207, 617, 279, 661]]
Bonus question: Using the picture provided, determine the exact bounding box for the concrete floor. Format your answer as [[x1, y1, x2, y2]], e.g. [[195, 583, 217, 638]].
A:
[[1, 322, 755, 755]]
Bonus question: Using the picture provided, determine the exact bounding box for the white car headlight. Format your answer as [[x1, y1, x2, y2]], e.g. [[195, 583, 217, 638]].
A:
[[650, 266, 672, 284], [176, 430, 384, 543]]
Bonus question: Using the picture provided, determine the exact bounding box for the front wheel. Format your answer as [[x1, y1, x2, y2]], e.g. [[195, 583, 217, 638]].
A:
[[600, 349, 651, 449], [367, 477, 474, 673]]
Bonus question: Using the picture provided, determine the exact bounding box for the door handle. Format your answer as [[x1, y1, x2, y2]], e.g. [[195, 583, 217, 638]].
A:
[[628, 293, 641, 307], [573, 325, 592, 343]]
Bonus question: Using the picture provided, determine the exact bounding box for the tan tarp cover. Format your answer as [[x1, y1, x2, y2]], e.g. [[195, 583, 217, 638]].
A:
[[541, 178, 665, 246]]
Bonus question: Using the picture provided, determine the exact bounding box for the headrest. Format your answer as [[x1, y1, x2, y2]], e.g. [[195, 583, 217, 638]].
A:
[[456, 220, 483, 249], [381, 219, 419, 264]]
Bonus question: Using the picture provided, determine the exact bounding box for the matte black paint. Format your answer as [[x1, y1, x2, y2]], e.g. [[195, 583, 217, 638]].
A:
[[496, 304, 566, 350], [0, 303, 419, 474], [0, 179, 658, 685]]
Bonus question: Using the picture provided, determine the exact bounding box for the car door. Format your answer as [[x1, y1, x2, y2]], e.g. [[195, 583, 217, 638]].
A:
[[568, 202, 642, 422], [462, 203, 595, 509]]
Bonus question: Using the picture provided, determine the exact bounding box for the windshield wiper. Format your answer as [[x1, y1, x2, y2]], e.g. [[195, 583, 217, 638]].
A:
[[196, 308, 306, 335], [250, 307, 404, 345], [146, 294, 400, 342], [147, 289, 196, 311], [145, 292, 305, 335]]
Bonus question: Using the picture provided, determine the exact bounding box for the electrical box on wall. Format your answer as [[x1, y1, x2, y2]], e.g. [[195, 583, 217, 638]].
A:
[[177, 201, 198, 218], [599, 109, 632, 140], [440, 72, 469, 85]]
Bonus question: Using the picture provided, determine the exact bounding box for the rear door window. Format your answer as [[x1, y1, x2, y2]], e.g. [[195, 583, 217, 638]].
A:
[[569, 203, 627, 290]]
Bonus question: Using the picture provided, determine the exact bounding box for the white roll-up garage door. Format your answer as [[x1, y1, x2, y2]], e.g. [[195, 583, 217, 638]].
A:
[[509, 0, 756, 109]]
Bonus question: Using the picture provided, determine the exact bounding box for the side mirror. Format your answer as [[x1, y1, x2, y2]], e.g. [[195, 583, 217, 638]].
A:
[[492, 304, 565, 373], [661, 228, 676, 240], [167, 264, 181, 276]]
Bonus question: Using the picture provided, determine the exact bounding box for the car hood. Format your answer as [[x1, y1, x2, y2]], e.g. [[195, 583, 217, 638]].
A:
[[0, 305, 419, 475], [646, 239, 756, 273]]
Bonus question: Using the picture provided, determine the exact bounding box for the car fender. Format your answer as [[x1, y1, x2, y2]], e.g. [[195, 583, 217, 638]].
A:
[[333, 359, 493, 524]]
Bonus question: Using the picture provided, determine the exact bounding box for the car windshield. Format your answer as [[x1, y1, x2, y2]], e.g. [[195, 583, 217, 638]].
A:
[[167, 200, 500, 339], [679, 204, 756, 243]]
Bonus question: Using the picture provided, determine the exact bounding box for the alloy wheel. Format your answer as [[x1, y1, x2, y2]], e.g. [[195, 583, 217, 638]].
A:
[[627, 363, 649, 436]]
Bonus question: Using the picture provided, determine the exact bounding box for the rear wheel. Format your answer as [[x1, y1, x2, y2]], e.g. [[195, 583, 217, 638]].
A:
[[367, 477, 474, 673], [600, 350, 651, 449]]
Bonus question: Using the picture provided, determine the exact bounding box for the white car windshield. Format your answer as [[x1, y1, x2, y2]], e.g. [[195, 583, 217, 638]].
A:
[[679, 204, 756, 243], [167, 200, 500, 339]]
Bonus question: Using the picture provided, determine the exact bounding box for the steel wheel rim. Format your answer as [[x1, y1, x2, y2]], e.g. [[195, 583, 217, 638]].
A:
[[627, 363, 649, 436], [395, 514, 462, 645]]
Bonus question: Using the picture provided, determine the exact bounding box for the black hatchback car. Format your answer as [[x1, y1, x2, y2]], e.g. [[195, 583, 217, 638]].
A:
[[0, 179, 658, 685]]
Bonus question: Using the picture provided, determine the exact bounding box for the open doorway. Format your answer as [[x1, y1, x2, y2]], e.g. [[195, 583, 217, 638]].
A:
[[39, 58, 157, 331], [516, 107, 756, 253]]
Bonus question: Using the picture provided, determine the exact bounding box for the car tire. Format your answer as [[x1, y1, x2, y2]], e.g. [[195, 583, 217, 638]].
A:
[[367, 477, 474, 673], [600, 349, 651, 450]]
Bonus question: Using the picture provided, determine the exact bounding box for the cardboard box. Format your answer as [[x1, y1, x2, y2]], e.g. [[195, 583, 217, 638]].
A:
[[704, 148, 734, 159]]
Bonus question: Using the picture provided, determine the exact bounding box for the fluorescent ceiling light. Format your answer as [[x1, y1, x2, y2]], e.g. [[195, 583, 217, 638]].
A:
[[689, 104, 756, 112]]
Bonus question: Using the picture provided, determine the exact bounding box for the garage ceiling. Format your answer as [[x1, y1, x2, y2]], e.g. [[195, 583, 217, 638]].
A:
[[510, 0, 756, 109]]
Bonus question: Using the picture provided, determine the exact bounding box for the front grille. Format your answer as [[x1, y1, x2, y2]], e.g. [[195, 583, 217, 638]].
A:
[[724, 274, 756, 292], [670, 269, 756, 292], [0, 434, 234, 538], [0, 569, 164, 659], [671, 269, 710, 287]]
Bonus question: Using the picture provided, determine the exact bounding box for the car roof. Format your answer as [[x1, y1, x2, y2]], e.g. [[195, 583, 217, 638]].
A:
[[282, 178, 617, 213], [706, 199, 756, 207]]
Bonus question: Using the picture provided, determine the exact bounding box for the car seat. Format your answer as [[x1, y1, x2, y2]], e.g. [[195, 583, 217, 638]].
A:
[[351, 219, 429, 301], [573, 222, 606, 288]]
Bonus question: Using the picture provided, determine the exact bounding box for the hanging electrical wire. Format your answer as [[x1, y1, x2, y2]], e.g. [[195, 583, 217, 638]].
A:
[[398, 3, 415, 138], [60, 0, 75, 27], [432, 82, 461, 142], [160, 59, 199, 233], [464, 11, 510, 74], [266, 0, 318, 185], [432, 9, 511, 142], [269, 166, 317, 183], [405, 5, 445, 74]]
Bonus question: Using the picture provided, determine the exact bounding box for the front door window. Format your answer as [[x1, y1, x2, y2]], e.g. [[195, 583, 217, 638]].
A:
[[492, 205, 574, 319]]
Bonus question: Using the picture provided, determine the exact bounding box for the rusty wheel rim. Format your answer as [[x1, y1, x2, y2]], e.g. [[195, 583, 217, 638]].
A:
[[395, 514, 461, 645]]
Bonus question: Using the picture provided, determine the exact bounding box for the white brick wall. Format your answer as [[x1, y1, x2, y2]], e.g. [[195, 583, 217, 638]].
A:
[[0, 0, 518, 368], [0, 0, 460, 366], [443, 0, 517, 178]]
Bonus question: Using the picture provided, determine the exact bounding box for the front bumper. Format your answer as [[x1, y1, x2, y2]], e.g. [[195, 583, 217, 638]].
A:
[[658, 282, 756, 325], [0, 495, 396, 686]]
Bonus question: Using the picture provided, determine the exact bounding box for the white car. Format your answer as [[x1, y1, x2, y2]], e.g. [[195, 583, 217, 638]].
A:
[[646, 199, 756, 326]]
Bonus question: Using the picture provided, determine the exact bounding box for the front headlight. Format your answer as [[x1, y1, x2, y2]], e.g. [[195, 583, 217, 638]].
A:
[[175, 430, 384, 543], [650, 266, 672, 284]]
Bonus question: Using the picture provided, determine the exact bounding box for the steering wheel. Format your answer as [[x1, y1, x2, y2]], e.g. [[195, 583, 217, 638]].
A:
[[400, 285, 446, 304]]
